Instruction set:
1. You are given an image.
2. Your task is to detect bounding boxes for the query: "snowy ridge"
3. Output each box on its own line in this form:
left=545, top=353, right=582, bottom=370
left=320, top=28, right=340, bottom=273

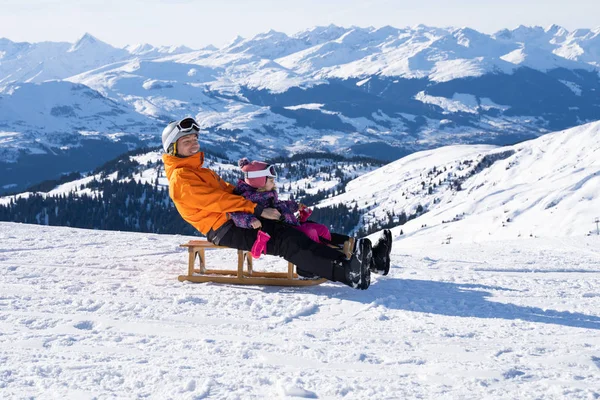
left=2, top=24, right=600, bottom=88
left=318, top=121, right=600, bottom=242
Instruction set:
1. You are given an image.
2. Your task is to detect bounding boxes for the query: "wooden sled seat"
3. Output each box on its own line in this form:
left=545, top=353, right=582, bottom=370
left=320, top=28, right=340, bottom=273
left=179, top=240, right=329, bottom=286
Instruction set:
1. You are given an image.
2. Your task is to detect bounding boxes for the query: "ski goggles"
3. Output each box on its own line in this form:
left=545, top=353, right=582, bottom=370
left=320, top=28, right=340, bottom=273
left=176, top=117, right=200, bottom=131
left=245, top=165, right=277, bottom=179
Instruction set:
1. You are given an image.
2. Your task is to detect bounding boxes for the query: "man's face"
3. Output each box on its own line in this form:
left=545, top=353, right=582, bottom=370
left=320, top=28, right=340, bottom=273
left=176, top=133, right=200, bottom=157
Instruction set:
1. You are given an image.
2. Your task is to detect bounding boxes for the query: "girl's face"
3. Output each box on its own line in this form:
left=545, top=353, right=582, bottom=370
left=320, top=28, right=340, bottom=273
left=264, top=177, right=275, bottom=191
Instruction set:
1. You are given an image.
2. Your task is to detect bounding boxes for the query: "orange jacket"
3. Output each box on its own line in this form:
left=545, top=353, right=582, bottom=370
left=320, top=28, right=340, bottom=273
left=163, top=152, right=261, bottom=235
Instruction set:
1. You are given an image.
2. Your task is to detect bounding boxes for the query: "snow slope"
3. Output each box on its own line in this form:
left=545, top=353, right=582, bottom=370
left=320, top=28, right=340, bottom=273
left=0, top=222, right=598, bottom=399
left=320, top=120, right=600, bottom=242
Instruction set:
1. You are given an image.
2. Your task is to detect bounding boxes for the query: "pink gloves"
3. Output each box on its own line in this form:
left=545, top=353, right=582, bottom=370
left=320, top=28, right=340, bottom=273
left=298, top=204, right=312, bottom=223
left=251, top=230, right=271, bottom=258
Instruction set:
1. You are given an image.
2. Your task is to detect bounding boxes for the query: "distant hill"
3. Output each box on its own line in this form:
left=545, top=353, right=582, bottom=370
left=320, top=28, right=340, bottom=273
left=318, top=120, right=600, bottom=242
left=0, top=149, right=384, bottom=236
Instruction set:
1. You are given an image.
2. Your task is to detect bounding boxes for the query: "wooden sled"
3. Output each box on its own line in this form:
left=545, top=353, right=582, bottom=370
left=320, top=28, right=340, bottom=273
left=178, top=238, right=354, bottom=287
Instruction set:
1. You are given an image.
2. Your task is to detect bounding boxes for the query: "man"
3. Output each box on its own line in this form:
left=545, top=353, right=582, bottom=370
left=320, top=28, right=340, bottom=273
left=161, top=117, right=392, bottom=290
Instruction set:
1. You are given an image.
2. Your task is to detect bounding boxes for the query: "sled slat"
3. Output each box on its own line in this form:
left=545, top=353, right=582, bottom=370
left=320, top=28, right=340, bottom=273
left=177, top=274, right=326, bottom=286
left=179, top=240, right=328, bottom=286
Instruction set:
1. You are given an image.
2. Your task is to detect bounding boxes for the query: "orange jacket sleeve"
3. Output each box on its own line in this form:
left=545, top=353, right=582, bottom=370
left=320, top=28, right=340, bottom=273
left=172, top=169, right=261, bottom=215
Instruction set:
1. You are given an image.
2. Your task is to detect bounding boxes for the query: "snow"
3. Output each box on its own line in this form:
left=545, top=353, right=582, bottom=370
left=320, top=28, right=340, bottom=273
left=499, top=45, right=591, bottom=71
left=131, top=150, right=164, bottom=166
left=560, top=80, right=583, bottom=96
left=428, top=59, right=477, bottom=82
left=0, top=221, right=598, bottom=398
left=415, top=91, right=480, bottom=114
left=283, top=103, right=324, bottom=111
left=480, top=97, right=510, bottom=111
left=501, top=48, right=528, bottom=64
left=317, top=120, right=600, bottom=242
left=1, top=115, right=600, bottom=397
left=415, top=92, right=511, bottom=114
left=0, top=131, right=20, bottom=144
left=356, top=77, right=370, bottom=86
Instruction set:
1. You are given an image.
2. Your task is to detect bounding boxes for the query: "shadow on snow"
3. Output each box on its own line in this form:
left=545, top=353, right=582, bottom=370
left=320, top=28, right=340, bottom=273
left=270, top=278, right=600, bottom=330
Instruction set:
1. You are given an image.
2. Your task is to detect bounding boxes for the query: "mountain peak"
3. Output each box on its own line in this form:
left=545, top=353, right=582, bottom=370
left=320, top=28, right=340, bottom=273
left=125, top=43, right=155, bottom=54
left=413, top=23, right=433, bottom=31
left=293, top=24, right=350, bottom=45
left=545, top=24, right=566, bottom=35
left=224, top=35, right=245, bottom=48
left=251, top=29, right=290, bottom=41
left=512, top=25, right=545, bottom=35
left=201, top=44, right=218, bottom=51
left=76, top=32, right=99, bottom=45
left=68, top=33, right=112, bottom=53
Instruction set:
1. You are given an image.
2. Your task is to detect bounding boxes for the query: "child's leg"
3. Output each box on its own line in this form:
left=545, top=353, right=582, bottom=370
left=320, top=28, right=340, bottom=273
left=302, top=222, right=332, bottom=241
left=294, top=224, right=320, bottom=242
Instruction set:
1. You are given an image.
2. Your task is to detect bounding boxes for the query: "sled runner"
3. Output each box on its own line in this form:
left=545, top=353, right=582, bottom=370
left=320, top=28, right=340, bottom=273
left=178, top=238, right=355, bottom=286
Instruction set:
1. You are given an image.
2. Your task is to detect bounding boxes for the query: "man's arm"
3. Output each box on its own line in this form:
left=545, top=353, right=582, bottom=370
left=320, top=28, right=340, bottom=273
left=173, top=170, right=263, bottom=216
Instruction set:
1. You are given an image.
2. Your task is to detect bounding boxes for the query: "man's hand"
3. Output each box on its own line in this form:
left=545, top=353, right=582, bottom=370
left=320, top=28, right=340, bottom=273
left=250, top=219, right=262, bottom=229
left=261, top=208, right=281, bottom=220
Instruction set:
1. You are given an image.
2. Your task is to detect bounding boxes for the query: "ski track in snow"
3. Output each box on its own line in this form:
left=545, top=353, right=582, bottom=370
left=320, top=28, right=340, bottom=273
left=0, top=222, right=599, bottom=399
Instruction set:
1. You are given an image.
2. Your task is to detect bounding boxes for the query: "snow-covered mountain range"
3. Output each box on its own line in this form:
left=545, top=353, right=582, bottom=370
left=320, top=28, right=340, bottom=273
left=2, top=25, right=600, bottom=193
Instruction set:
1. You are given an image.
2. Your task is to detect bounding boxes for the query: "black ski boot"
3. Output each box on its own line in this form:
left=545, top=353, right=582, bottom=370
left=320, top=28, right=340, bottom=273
left=334, top=238, right=372, bottom=290
left=371, top=229, right=392, bottom=275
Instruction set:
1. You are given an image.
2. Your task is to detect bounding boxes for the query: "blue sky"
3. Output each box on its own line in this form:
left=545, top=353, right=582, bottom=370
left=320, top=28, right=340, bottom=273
left=1, top=0, right=599, bottom=49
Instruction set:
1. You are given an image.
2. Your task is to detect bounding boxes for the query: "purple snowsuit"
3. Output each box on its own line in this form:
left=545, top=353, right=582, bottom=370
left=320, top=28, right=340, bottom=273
left=229, top=180, right=331, bottom=243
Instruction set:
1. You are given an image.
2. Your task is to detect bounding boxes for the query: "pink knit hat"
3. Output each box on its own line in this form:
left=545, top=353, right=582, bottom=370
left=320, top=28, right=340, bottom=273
left=239, top=158, right=277, bottom=188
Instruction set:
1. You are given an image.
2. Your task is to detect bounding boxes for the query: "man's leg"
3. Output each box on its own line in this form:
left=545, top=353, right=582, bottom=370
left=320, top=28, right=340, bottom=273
left=262, top=220, right=345, bottom=280
left=216, top=220, right=343, bottom=280
left=329, top=232, right=350, bottom=247
left=216, top=220, right=372, bottom=288
left=260, top=220, right=373, bottom=289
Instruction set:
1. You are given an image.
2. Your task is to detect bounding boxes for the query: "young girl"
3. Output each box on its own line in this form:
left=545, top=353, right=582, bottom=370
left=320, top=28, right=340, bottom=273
left=230, top=158, right=331, bottom=256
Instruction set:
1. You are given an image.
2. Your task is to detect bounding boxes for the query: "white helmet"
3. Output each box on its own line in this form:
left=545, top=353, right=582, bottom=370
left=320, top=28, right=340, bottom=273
left=161, top=117, right=200, bottom=153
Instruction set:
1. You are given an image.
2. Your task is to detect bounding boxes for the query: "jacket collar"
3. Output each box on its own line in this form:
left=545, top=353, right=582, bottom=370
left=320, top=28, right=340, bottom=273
left=162, top=151, right=205, bottom=180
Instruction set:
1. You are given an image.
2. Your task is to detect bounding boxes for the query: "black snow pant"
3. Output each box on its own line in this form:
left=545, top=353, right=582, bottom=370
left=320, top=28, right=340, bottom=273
left=207, top=219, right=350, bottom=282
